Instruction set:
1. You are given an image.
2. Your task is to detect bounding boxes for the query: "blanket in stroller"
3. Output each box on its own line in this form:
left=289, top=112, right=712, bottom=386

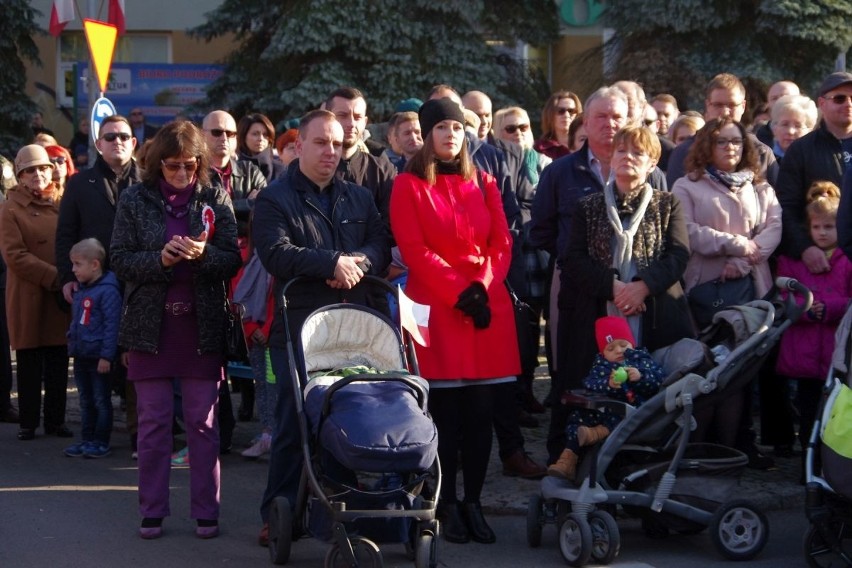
left=304, top=366, right=438, bottom=473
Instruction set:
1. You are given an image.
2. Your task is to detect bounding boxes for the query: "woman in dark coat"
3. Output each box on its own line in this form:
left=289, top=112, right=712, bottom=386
left=237, top=113, right=285, bottom=183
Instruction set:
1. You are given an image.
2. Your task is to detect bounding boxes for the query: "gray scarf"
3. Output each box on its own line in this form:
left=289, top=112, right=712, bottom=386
left=604, top=181, right=652, bottom=317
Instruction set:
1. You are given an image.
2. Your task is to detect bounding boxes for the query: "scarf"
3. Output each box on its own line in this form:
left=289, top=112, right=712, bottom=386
left=604, top=180, right=653, bottom=282
left=159, top=177, right=196, bottom=218
left=436, top=158, right=462, bottom=175
left=706, top=166, right=753, bottom=192
left=522, top=148, right=540, bottom=186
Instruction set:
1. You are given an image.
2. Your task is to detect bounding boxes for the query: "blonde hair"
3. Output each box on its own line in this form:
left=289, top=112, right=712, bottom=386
left=70, top=237, right=106, bottom=264
left=805, top=181, right=840, bottom=221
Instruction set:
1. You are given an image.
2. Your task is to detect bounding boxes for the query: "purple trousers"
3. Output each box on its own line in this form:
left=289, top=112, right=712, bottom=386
left=135, top=376, right=221, bottom=520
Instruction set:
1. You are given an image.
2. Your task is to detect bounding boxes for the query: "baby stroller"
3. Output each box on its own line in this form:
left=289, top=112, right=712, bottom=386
left=527, top=277, right=813, bottom=566
left=268, top=277, right=441, bottom=568
left=803, top=300, right=852, bottom=567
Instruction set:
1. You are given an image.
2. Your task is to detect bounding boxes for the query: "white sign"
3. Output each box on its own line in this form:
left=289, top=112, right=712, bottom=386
left=90, top=96, right=116, bottom=144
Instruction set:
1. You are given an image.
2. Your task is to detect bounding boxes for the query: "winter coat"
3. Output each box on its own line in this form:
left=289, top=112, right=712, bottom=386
left=110, top=181, right=242, bottom=353
left=335, top=149, right=396, bottom=233
left=209, top=157, right=267, bottom=237
left=560, top=188, right=693, bottom=391
left=672, top=174, right=782, bottom=299
left=239, top=148, right=285, bottom=184
left=67, top=270, right=122, bottom=360
left=251, top=166, right=392, bottom=348
left=583, top=348, right=665, bottom=407
left=533, top=137, right=571, bottom=161
left=0, top=187, right=69, bottom=349
left=776, top=250, right=852, bottom=380
left=390, top=170, right=520, bottom=380
left=55, top=155, right=142, bottom=283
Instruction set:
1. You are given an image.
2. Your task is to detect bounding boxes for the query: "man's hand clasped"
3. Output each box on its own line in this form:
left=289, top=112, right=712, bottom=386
left=328, top=254, right=366, bottom=289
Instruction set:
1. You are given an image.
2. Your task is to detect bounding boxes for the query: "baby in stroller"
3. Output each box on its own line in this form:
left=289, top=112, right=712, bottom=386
left=548, top=316, right=665, bottom=481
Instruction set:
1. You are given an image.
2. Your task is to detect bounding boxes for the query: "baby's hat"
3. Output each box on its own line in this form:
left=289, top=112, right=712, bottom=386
left=595, top=316, right=635, bottom=353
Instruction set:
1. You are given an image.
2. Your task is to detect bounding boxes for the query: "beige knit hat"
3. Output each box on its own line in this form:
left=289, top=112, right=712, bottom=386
left=14, top=144, right=54, bottom=176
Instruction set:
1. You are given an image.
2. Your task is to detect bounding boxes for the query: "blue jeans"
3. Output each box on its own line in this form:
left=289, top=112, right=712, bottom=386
left=74, top=358, right=113, bottom=445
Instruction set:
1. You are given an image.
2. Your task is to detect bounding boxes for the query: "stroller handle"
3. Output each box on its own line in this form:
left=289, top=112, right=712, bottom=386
left=279, top=274, right=396, bottom=309
left=319, top=373, right=429, bottom=417
left=775, top=277, right=813, bottom=322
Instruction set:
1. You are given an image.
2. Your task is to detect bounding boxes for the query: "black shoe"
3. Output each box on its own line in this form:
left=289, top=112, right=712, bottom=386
left=439, top=502, right=470, bottom=544
left=461, top=501, right=496, bottom=544
left=45, top=424, right=74, bottom=438
left=17, top=428, right=35, bottom=441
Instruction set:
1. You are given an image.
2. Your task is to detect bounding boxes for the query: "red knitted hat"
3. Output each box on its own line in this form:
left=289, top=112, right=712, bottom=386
left=595, top=316, right=635, bottom=353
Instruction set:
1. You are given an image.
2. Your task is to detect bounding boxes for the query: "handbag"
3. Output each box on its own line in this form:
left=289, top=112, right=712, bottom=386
left=225, top=297, right=250, bottom=363
left=687, top=276, right=755, bottom=329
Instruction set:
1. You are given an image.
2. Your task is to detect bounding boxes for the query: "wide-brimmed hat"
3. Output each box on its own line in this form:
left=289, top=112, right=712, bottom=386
left=14, top=144, right=54, bottom=176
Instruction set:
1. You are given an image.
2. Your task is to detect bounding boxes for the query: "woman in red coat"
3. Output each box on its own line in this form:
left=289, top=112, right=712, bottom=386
left=390, top=98, right=520, bottom=545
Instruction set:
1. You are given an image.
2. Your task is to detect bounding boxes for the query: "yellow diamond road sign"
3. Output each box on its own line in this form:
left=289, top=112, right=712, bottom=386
left=83, top=19, right=118, bottom=94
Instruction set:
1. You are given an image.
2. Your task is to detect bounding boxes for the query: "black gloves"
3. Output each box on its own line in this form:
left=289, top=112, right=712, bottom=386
left=455, top=283, right=491, bottom=329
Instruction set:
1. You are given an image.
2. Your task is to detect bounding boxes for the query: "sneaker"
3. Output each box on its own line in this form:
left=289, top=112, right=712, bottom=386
left=84, top=443, right=112, bottom=459
left=64, top=441, right=89, bottom=457
left=171, top=446, right=189, bottom=466
left=241, top=434, right=271, bottom=458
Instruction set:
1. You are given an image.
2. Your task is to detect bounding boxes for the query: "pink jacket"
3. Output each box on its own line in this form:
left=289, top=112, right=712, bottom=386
left=672, top=174, right=782, bottom=298
left=776, top=250, right=852, bottom=380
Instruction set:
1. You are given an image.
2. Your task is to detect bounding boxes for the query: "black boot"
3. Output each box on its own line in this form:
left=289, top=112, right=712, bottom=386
left=461, top=501, right=496, bottom=544
left=439, top=502, right=470, bottom=544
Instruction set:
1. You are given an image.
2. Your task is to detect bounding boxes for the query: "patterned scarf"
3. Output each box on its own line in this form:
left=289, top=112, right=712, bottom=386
left=706, top=166, right=753, bottom=192
left=604, top=181, right=653, bottom=280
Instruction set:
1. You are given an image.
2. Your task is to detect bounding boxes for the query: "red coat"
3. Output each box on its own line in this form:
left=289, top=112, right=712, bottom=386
left=390, top=170, right=520, bottom=380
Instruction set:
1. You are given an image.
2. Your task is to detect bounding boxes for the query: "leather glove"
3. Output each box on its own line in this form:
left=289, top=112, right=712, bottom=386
left=454, top=282, right=488, bottom=316
left=471, top=304, right=491, bottom=329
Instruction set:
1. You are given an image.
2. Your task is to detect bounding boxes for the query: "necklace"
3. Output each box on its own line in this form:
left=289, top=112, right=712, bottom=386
left=164, top=202, right=190, bottom=218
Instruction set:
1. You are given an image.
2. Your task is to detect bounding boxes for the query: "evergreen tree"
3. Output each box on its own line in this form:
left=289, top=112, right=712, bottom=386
left=190, top=0, right=558, bottom=124
left=0, top=1, right=41, bottom=157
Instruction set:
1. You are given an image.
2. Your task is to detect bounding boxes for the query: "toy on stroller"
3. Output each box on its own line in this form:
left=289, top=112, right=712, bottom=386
left=803, top=300, right=852, bottom=567
left=268, top=277, right=441, bottom=568
left=527, top=277, right=813, bottom=566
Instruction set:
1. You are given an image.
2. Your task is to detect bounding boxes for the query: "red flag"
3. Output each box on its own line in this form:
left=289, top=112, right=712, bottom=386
left=108, top=0, right=126, bottom=35
left=49, top=0, right=75, bottom=37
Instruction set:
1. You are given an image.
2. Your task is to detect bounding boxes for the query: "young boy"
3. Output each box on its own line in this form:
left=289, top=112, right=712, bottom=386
left=63, top=238, right=122, bottom=458
left=547, top=316, right=665, bottom=480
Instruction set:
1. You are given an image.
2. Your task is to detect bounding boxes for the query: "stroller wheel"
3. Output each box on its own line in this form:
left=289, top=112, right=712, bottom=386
left=414, top=532, right=438, bottom=568
left=589, top=510, right=620, bottom=565
left=269, top=497, right=292, bottom=565
left=526, top=493, right=544, bottom=548
left=804, top=521, right=852, bottom=567
left=559, top=513, right=593, bottom=567
left=325, top=537, right=383, bottom=568
left=710, top=500, right=769, bottom=561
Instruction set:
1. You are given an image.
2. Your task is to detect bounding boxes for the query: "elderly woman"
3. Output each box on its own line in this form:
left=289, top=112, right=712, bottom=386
left=237, top=113, right=285, bottom=183
left=770, top=95, right=818, bottom=159
left=391, top=98, right=519, bottom=545
left=44, top=145, right=76, bottom=199
left=558, top=125, right=693, bottom=460
left=110, top=120, right=241, bottom=539
left=534, top=90, right=582, bottom=159
left=0, top=145, right=71, bottom=441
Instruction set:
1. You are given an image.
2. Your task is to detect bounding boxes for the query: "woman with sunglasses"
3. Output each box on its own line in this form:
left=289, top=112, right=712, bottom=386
left=236, top=113, right=285, bottom=183
left=534, top=90, right=583, bottom=159
left=44, top=145, right=76, bottom=199
left=110, top=120, right=241, bottom=540
left=0, top=145, right=71, bottom=441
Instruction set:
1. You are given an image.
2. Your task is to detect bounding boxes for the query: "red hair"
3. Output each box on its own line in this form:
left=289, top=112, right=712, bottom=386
left=44, top=144, right=76, bottom=178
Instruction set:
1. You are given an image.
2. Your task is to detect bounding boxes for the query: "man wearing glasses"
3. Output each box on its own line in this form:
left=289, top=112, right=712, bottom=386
left=777, top=71, right=852, bottom=274
left=666, top=73, right=778, bottom=187
left=56, top=114, right=141, bottom=454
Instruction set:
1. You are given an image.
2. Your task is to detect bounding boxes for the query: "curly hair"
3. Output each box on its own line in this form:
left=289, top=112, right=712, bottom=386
left=684, top=118, right=760, bottom=181
left=806, top=180, right=840, bottom=221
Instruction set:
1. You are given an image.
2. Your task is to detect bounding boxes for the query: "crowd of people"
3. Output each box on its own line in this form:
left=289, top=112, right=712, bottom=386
left=1, top=68, right=851, bottom=549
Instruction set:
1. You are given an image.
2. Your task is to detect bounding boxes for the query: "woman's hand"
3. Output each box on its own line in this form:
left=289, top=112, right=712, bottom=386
left=720, top=262, right=742, bottom=281
left=163, top=231, right=208, bottom=265
left=744, top=240, right=762, bottom=265
left=613, top=279, right=649, bottom=316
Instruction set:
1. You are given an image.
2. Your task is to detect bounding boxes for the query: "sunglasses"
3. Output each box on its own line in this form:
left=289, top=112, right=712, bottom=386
left=504, top=123, right=530, bottom=134
left=824, top=94, right=852, bottom=105
left=20, top=164, right=52, bottom=176
left=101, top=132, right=132, bottom=142
left=208, top=128, right=237, bottom=138
left=556, top=107, right=578, bottom=116
left=161, top=160, right=199, bottom=173
left=50, top=156, right=66, bottom=165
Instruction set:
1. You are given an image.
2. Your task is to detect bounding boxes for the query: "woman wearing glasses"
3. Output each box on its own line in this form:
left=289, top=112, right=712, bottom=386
left=44, top=145, right=76, bottom=199
left=534, top=90, right=582, bottom=159
left=110, top=120, right=241, bottom=540
left=0, top=145, right=71, bottom=441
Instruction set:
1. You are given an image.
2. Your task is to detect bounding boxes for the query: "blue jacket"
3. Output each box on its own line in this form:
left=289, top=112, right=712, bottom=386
left=67, top=271, right=122, bottom=360
left=582, top=348, right=665, bottom=407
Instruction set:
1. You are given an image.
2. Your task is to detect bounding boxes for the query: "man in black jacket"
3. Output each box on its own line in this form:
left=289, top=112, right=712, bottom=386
left=253, top=110, right=391, bottom=545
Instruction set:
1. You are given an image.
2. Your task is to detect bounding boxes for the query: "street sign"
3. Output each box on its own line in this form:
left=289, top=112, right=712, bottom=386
left=83, top=19, right=118, bottom=93
left=90, top=96, right=116, bottom=144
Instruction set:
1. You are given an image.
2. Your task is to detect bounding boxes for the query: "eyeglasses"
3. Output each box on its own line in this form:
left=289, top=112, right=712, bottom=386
left=19, top=164, right=52, bottom=176
left=49, top=156, right=66, bottom=165
left=556, top=107, right=578, bottom=116
left=101, top=132, right=132, bottom=142
left=161, top=160, right=199, bottom=173
left=824, top=94, right=852, bottom=105
left=708, top=101, right=744, bottom=111
left=504, top=123, right=530, bottom=134
left=715, top=137, right=744, bottom=148
left=208, top=128, right=237, bottom=139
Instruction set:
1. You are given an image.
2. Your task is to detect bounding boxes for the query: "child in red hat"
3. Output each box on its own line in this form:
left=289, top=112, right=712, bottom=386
left=547, top=316, right=665, bottom=480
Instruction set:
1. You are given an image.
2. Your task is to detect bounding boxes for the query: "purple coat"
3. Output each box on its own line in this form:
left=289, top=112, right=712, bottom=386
left=776, top=249, right=852, bottom=380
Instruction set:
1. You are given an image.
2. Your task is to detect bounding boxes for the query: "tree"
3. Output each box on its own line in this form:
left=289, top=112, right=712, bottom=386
left=190, top=0, right=558, bottom=125
left=0, top=1, right=42, bottom=157
left=596, top=0, right=852, bottom=111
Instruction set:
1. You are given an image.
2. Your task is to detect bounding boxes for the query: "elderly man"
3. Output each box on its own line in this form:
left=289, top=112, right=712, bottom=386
left=385, top=111, right=423, bottom=171
left=462, top=90, right=494, bottom=141
left=755, top=81, right=800, bottom=147
left=253, top=109, right=391, bottom=547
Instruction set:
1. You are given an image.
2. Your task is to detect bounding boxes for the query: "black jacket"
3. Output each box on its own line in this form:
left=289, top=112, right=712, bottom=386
left=239, top=148, right=286, bottom=184
left=776, top=122, right=846, bottom=257
left=252, top=166, right=392, bottom=347
left=56, top=155, right=142, bottom=284
left=335, top=149, right=396, bottom=231
left=110, top=182, right=241, bottom=353
left=209, top=157, right=267, bottom=237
